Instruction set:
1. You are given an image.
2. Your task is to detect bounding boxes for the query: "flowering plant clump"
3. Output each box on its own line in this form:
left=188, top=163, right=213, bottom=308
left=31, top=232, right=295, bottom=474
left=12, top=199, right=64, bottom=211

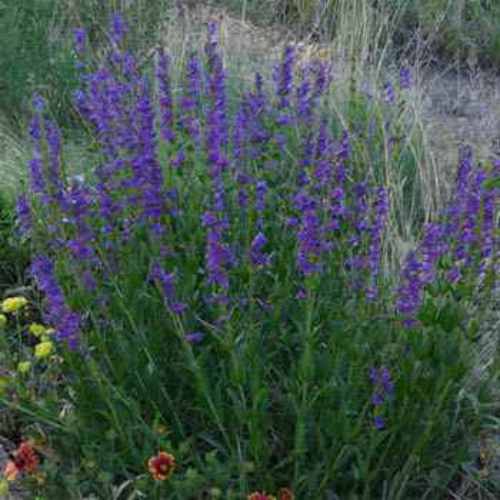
left=4, top=10, right=498, bottom=500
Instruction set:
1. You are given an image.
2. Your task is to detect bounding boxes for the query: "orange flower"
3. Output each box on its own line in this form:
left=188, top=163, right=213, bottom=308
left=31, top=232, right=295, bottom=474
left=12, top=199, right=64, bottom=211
left=147, top=451, right=176, bottom=481
left=278, top=488, right=295, bottom=500
left=14, top=441, right=39, bottom=473
left=247, top=492, right=276, bottom=500
left=3, top=461, right=19, bottom=481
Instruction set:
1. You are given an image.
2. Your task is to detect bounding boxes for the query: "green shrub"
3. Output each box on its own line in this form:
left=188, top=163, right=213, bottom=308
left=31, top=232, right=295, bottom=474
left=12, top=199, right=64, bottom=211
left=0, top=15, right=498, bottom=499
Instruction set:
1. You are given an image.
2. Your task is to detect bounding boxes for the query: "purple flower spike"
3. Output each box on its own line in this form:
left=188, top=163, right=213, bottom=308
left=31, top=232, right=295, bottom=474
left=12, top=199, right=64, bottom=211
left=249, top=232, right=271, bottom=267
left=73, top=28, right=86, bottom=54
left=16, top=194, right=32, bottom=236
left=399, top=67, right=412, bottom=90
left=274, top=45, right=295, bottom=110
left=295, top=193, right=324, bottom=276
left=374, top=416, right=385, bottom=430
left=31, top=256, right=81, bottom=349
left=370, top=366, right=394, bottom=430
left=32, top=94, right=45, bottom=112
left=150, top=262, right=186, bottom=315
left=110, top=12, right=127, bottom=44
left=384, top=81, right=395, bottom=104
left=203, top=211, right=233, bottom=293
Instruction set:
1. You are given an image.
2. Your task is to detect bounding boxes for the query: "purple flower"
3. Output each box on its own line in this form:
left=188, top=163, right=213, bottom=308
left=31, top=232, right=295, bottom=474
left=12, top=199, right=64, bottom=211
left=384, top=81, right=395, bottom=104
left=274, top=45, right=295, bottom=110
left=480, top=176, right=496, bottom=263
left=179, top=54, right=202, bottom=142
left=205, top=19, right=221, bottom=70
left=28, top=108, right=47, bottom=200
left=73, top=28, right=86, bottom=54
left=312, top=59, right=331, bottom=97
left=73, top=28, right=87, bottom=55
left=31, top=256, right=81, bottom=349
left=399, top=67, right=412, bottom=90
left=150, top=262, right=186, bottom=315
left=249, top=232, right=270, bottom=267
left=171, top=149, right=186, bottom=168
left=185, top=332, right=205, bottom=344
left=296, top=69, right=313, bottom=122
left=295, top=193, right=324, bottom=276
left=45, top=120, right=64, bottom=203
left=110, top=12, right=127, bottom=44
left=446, top=266, right=461, bottom=284
left=420, top=223, right=447, bottom=283
left=203, top=212, right=233, bottom=292
left=327, top=187, right=345, bottom=232
left=373, top=415, right=385, bottom=430
left=396, top=251, right=423, bottom=322
left=370, top=367, right=394, bottom=429
left=132, top=78, right=167, bottom=226
left=456, top=169, right=484, bottom=260
left=316, top=121, right=331, bottom=159
left=32, top=94, right=45, bottom=113
left=255, top=180, right=267, bottom=216
left=16, top=194, right=32, bottom=236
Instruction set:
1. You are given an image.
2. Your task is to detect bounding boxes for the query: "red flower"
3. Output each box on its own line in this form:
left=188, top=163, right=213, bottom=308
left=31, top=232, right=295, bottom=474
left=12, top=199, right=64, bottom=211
left=147, top=451, right=176, bottom=481
left=247, top=492, right=276, bottom=500
left=2, top=441, right=39, bottom=481
left=14, top=441, right=39, bottom=473
left=278, top=487, right=295, bottom=500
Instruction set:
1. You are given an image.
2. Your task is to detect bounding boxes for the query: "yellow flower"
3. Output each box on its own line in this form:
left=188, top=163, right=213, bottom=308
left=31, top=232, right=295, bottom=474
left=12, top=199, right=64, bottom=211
left=29, top=323, right=47, bottom=337
left=1, top=296, right=28, bottom=313
left=0, top=314, right=6, bottom=328
left=17, top=361, right=32, bottom=374
left=0, top=479, right=9, bottom=495
left=35, top=341, right=54, bottom=359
